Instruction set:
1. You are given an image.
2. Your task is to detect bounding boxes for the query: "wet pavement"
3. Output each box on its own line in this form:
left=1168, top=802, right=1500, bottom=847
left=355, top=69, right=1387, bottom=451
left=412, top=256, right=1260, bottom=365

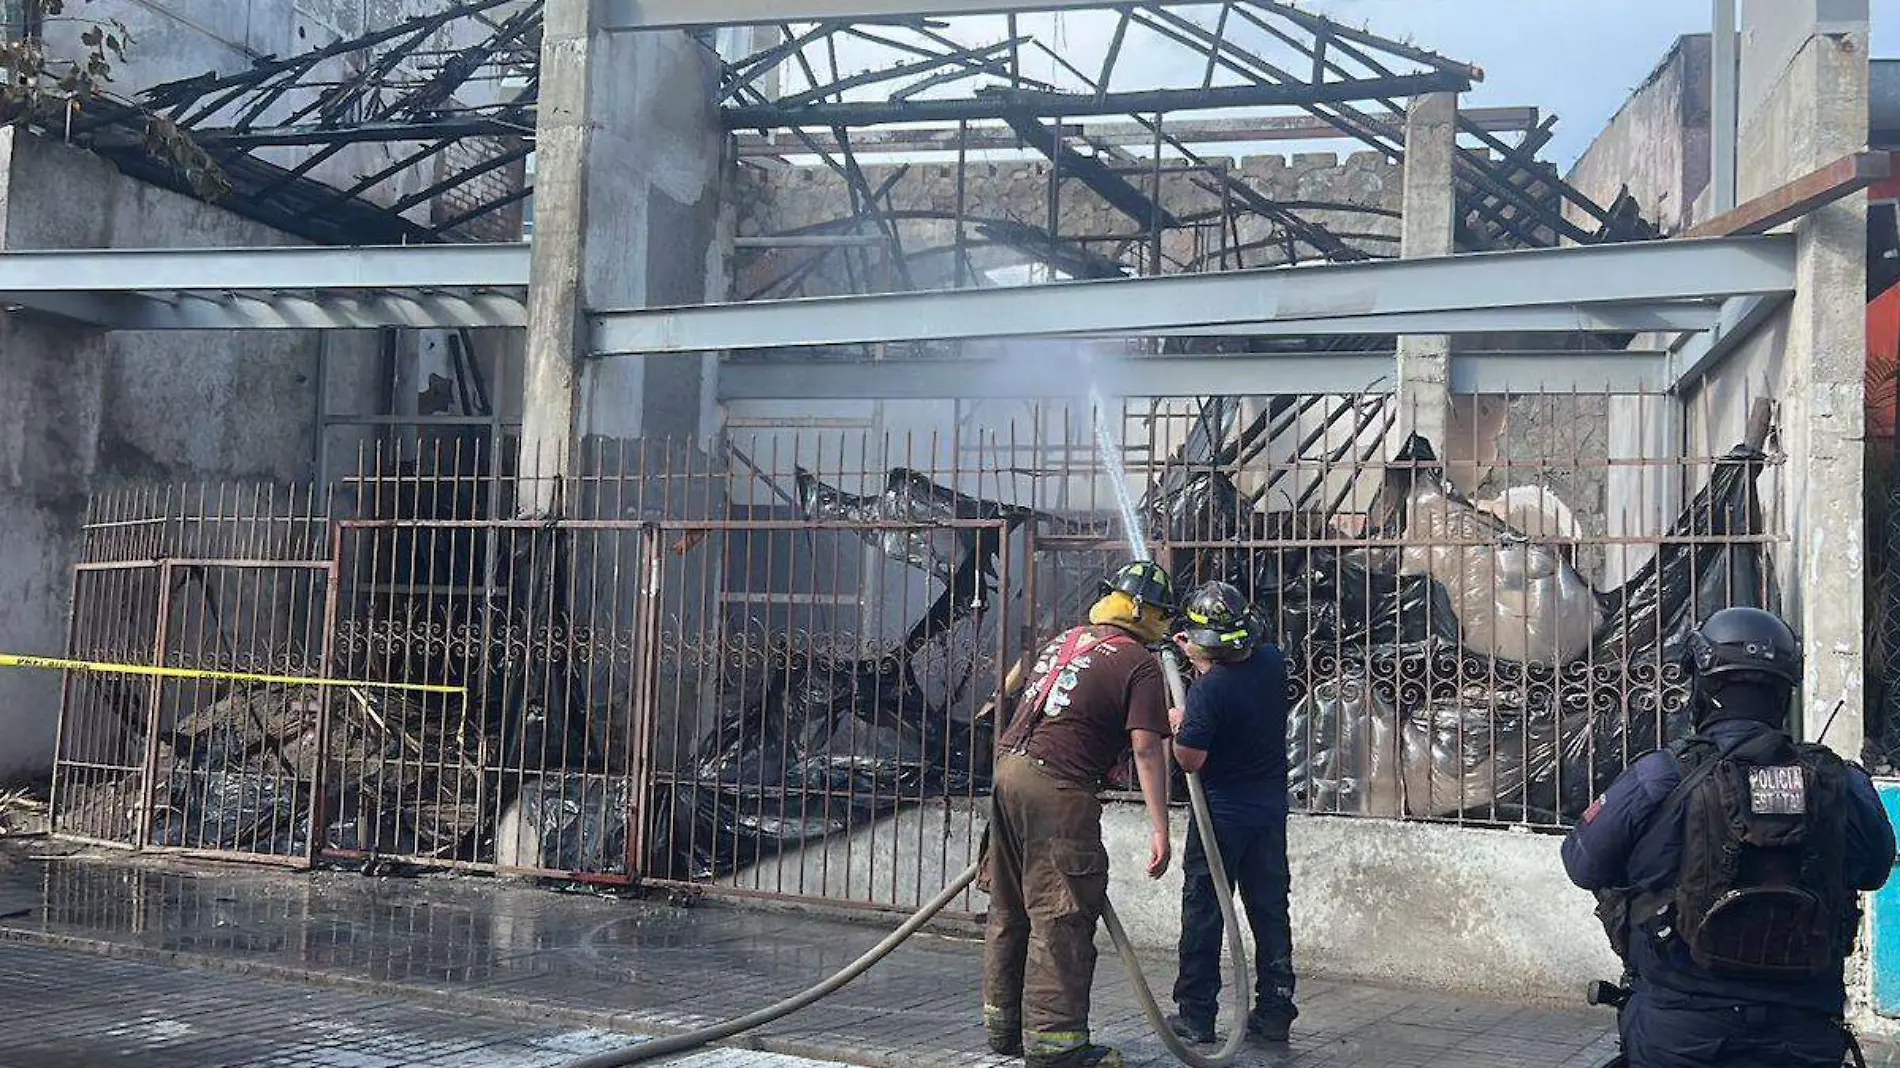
left=0, top=938, right=855, bottom=1068
left=0, top=839, right=1630, bottom=1068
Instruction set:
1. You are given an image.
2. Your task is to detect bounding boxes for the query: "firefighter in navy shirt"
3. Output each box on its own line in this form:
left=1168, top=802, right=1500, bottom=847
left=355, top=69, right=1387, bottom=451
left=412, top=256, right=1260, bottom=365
left=1562, top=607, right=1894, bottom=1068
left=1162, top=581, right=1297, bottom=1046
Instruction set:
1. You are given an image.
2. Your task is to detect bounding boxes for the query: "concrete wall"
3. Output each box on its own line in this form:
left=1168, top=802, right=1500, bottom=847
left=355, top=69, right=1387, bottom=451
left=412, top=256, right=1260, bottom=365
left=1726, top=0, right=1869, bottom=758
left=532, top=27, right=725, bottom=449
left=729, top=801, right=1618, bottom=1004
left=731, top=151, right=1403, bottom=294
left=41, top=1, right=457, bottom=92
left=1108, top=806, right=1619, bottom=1004
left=0, top=129, right=381, bottom=780
left=1565, top=35, right=1713, bottom=236
left=555, top=27, right=726, bottom=771
left=1672, top=0, right=1881, bottom=1019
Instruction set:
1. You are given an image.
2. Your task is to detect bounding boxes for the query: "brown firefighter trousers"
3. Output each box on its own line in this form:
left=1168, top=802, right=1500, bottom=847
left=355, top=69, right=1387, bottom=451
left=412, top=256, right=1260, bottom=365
left=981, top=752, right=1112, bottom=1059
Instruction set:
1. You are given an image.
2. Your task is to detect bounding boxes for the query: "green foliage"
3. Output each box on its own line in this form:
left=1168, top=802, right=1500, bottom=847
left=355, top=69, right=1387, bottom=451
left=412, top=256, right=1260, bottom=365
left=3, top=0, right=229, bottom=198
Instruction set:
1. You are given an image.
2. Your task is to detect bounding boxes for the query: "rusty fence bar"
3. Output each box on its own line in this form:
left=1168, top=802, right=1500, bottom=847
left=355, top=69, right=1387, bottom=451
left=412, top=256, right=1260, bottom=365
left=47, top=387, right=1787, bottom=910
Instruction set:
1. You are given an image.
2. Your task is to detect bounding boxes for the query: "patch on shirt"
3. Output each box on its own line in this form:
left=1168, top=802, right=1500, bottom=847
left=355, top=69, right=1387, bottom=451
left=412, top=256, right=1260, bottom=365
left=1582, top=795, right=1605, bottom=824
left=1747, top=765, right=1807, bottom=815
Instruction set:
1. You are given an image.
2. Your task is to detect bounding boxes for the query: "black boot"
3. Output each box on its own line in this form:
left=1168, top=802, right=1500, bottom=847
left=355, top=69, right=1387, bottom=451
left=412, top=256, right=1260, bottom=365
left=1024, top=1044, right=1123, bottom=1068
left=986, top=1021, right=1024, bottom=1056
left=983, top=1007, right=1023, bottom=1056
left=1165, top=1012, right=1215, bottom=1044
left=1245, top=1010, right=1291, bottom=1044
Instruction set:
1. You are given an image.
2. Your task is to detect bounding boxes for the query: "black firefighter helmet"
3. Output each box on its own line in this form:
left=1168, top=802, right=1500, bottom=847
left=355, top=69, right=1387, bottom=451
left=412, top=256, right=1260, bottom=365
left=1177, top=581, right=1259, bottom=653
left=1100, top=560, right=1176, bottom=614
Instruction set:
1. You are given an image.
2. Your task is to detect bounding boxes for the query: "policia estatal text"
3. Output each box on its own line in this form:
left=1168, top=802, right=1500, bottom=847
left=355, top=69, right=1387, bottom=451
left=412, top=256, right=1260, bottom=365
left=1563, top=607, right=1896, bottom=1067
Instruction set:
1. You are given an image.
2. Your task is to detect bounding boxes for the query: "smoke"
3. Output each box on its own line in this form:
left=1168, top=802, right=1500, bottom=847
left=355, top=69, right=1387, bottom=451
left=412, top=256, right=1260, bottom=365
left=945, top=336, right=1141, bottom=402
left=938, top=337, right=1155, bottom=530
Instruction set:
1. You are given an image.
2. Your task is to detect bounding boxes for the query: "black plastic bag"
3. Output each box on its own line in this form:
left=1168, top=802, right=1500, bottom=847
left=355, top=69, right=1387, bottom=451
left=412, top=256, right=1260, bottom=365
left=506, top=775, right=634, bottom=875
left=1593, top=445, right=1776, bottom=663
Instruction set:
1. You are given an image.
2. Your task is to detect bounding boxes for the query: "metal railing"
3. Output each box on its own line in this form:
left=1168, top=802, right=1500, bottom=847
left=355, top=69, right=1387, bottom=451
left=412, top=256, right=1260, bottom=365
left=48, top=391, right=1785, bottom=909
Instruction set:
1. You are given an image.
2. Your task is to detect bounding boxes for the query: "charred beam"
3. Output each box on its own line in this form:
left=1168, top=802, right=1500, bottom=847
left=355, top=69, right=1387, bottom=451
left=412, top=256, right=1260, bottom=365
left=723, top=72, right=1473, bottom=129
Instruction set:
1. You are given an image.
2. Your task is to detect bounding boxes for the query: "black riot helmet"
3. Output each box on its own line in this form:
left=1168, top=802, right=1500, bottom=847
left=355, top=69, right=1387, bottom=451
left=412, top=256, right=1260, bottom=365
left=1100, top=560, right=1176, bottom=614
left=1686, top=607, right=1801, bottom=724
left=1177, top=581, right=1259, bottom=658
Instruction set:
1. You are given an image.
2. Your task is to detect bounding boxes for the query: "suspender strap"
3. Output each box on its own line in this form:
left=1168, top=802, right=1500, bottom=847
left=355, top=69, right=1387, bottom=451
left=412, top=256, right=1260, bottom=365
left=1012, top=627, right=1135, bottom=751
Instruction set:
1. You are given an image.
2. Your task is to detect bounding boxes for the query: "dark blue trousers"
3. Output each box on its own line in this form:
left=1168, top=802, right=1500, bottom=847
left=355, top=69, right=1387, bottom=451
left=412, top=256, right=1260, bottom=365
left=1171, top=812, right=1296, bottom=1028
left=1620, top=990, right=1849, bottom=1068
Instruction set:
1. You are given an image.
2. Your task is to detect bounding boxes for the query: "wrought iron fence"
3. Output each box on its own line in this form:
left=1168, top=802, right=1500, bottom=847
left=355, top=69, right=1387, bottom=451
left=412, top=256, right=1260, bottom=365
left=48, top=390, right=1785, bottom=909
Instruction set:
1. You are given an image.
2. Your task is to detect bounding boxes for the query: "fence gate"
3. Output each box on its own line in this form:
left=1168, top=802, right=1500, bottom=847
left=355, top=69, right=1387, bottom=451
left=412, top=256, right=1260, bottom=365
left=52, top=562, right=164, bottom=848
left=637, top=518, right=1008, bottom=916
left=51, top=485, right=334, bottom=863
left=144, top=559, right=332, bottom=864
left=327, top=518, right=659, bottom=882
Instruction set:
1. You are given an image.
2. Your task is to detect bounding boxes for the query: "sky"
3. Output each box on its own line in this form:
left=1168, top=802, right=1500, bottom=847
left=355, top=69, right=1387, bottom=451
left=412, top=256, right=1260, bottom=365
left=802, top=1, right=1900, bottom=171
left=1284, top=0, right=1900, bottom=168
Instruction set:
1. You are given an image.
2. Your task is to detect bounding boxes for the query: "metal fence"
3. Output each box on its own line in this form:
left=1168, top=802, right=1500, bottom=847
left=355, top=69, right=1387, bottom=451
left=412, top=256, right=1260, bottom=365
left=48, top=391, right=1784, bottom=909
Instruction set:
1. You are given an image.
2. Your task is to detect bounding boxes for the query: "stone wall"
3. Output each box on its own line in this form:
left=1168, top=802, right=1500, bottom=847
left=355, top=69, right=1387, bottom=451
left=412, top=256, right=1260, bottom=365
left=732, top=150, right=1404, bottom=294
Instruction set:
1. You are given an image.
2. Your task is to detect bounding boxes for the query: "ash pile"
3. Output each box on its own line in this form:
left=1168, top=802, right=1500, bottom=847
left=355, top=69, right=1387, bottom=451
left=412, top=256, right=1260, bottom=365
left=145, top=685, right=483, bottom=858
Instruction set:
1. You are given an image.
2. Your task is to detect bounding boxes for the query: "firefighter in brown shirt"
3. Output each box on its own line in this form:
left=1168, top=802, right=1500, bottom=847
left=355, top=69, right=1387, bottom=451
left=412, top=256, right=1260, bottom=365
left=980, top=561, right=1177, bottom=1068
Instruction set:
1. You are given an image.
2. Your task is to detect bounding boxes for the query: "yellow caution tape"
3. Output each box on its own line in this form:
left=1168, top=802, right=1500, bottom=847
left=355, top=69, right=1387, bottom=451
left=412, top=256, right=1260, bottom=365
left=0, top=652, right=464, bottom=696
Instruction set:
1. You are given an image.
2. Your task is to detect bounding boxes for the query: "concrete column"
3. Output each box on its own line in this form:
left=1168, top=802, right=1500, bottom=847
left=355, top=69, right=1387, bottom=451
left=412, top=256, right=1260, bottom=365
left=1737, top=0, right=1869, bottom=753
left=520, top=5, right=725, bottom=517
left=1712, top=0, right=1739, bottom=214
left=519, top=0, right=597, bottom=517
left=1397, top=92, right=1456, bottom=455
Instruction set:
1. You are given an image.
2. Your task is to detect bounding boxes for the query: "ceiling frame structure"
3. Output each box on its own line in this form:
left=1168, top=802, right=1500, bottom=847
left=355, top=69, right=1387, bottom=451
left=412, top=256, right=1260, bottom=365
left=65, top=0, right=541, bottom=247
left=716, top=351, right=1680, bottom=399
left=699, top=0, right=1655, bottom=345
left=733, top=107, right=1545, bottom=157
left=0, top=0, right=1735, bottom=403
left=593, top=235, right=1793, bottom=353
left=37, top=0, right=1639, bottom=264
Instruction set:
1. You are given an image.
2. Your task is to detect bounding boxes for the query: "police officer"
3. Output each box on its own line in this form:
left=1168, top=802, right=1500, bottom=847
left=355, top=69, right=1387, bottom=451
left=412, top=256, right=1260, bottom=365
left=1163, top=581, right=1298, bottom=1046
left=981, top=561, right=1178, bottom=1068
left=1562, top=607, right=1895, bottom=1068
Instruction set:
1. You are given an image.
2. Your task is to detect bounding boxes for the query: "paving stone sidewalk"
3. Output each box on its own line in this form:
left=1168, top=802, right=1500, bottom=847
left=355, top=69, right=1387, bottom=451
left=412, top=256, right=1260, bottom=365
left=0, top=840, right=1788, bottom=1068
left=0, top=938, right=853, bottom=1068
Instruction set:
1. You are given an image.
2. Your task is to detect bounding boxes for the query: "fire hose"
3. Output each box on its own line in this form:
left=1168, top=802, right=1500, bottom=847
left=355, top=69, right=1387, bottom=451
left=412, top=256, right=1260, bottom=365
left=554, top=651, right=1253, bottom=1068
left=556, top=393, right=1254, bottom=1068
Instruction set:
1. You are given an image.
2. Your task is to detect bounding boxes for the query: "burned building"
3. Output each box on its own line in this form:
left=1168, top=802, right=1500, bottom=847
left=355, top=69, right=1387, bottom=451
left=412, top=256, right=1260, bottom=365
left=0, top=0, right=1880, bottom=1014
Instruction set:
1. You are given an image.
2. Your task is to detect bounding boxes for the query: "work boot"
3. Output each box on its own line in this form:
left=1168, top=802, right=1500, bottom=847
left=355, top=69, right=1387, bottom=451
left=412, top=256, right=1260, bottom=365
left=985, top=1020, right=1024, bottom=1056
left=1024, top=1043, right=1123, bottom=1068
left=1245, top=1011, right=1292, bottom=1044
left=983, top=1006, right=1023, bottom=1056
left=1164, top=1013, right=1215, bottom=1044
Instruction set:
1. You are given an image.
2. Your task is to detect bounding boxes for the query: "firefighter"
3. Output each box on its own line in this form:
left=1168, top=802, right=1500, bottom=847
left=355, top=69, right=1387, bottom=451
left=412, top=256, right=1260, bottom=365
left=1562, top=607, right=1895, bottom=1068
left=981, top=561, right=1178, bottom=1068
left=1163, top=581, right=1297, bottom=1046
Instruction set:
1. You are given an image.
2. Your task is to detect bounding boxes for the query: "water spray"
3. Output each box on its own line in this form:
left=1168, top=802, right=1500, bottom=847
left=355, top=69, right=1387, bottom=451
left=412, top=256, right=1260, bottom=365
left=1087, top=385, right=1256, bottom=1068
left=557, top=382, right=1254, bottom=1068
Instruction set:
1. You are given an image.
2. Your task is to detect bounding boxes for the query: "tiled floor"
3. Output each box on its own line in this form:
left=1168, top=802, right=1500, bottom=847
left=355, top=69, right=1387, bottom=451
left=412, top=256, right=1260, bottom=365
left=69, top=838, right=1900, bottom=1068
left=0, top=840, right=1632, bottom=1067
left=0, top=938, right=853, bottom=1068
